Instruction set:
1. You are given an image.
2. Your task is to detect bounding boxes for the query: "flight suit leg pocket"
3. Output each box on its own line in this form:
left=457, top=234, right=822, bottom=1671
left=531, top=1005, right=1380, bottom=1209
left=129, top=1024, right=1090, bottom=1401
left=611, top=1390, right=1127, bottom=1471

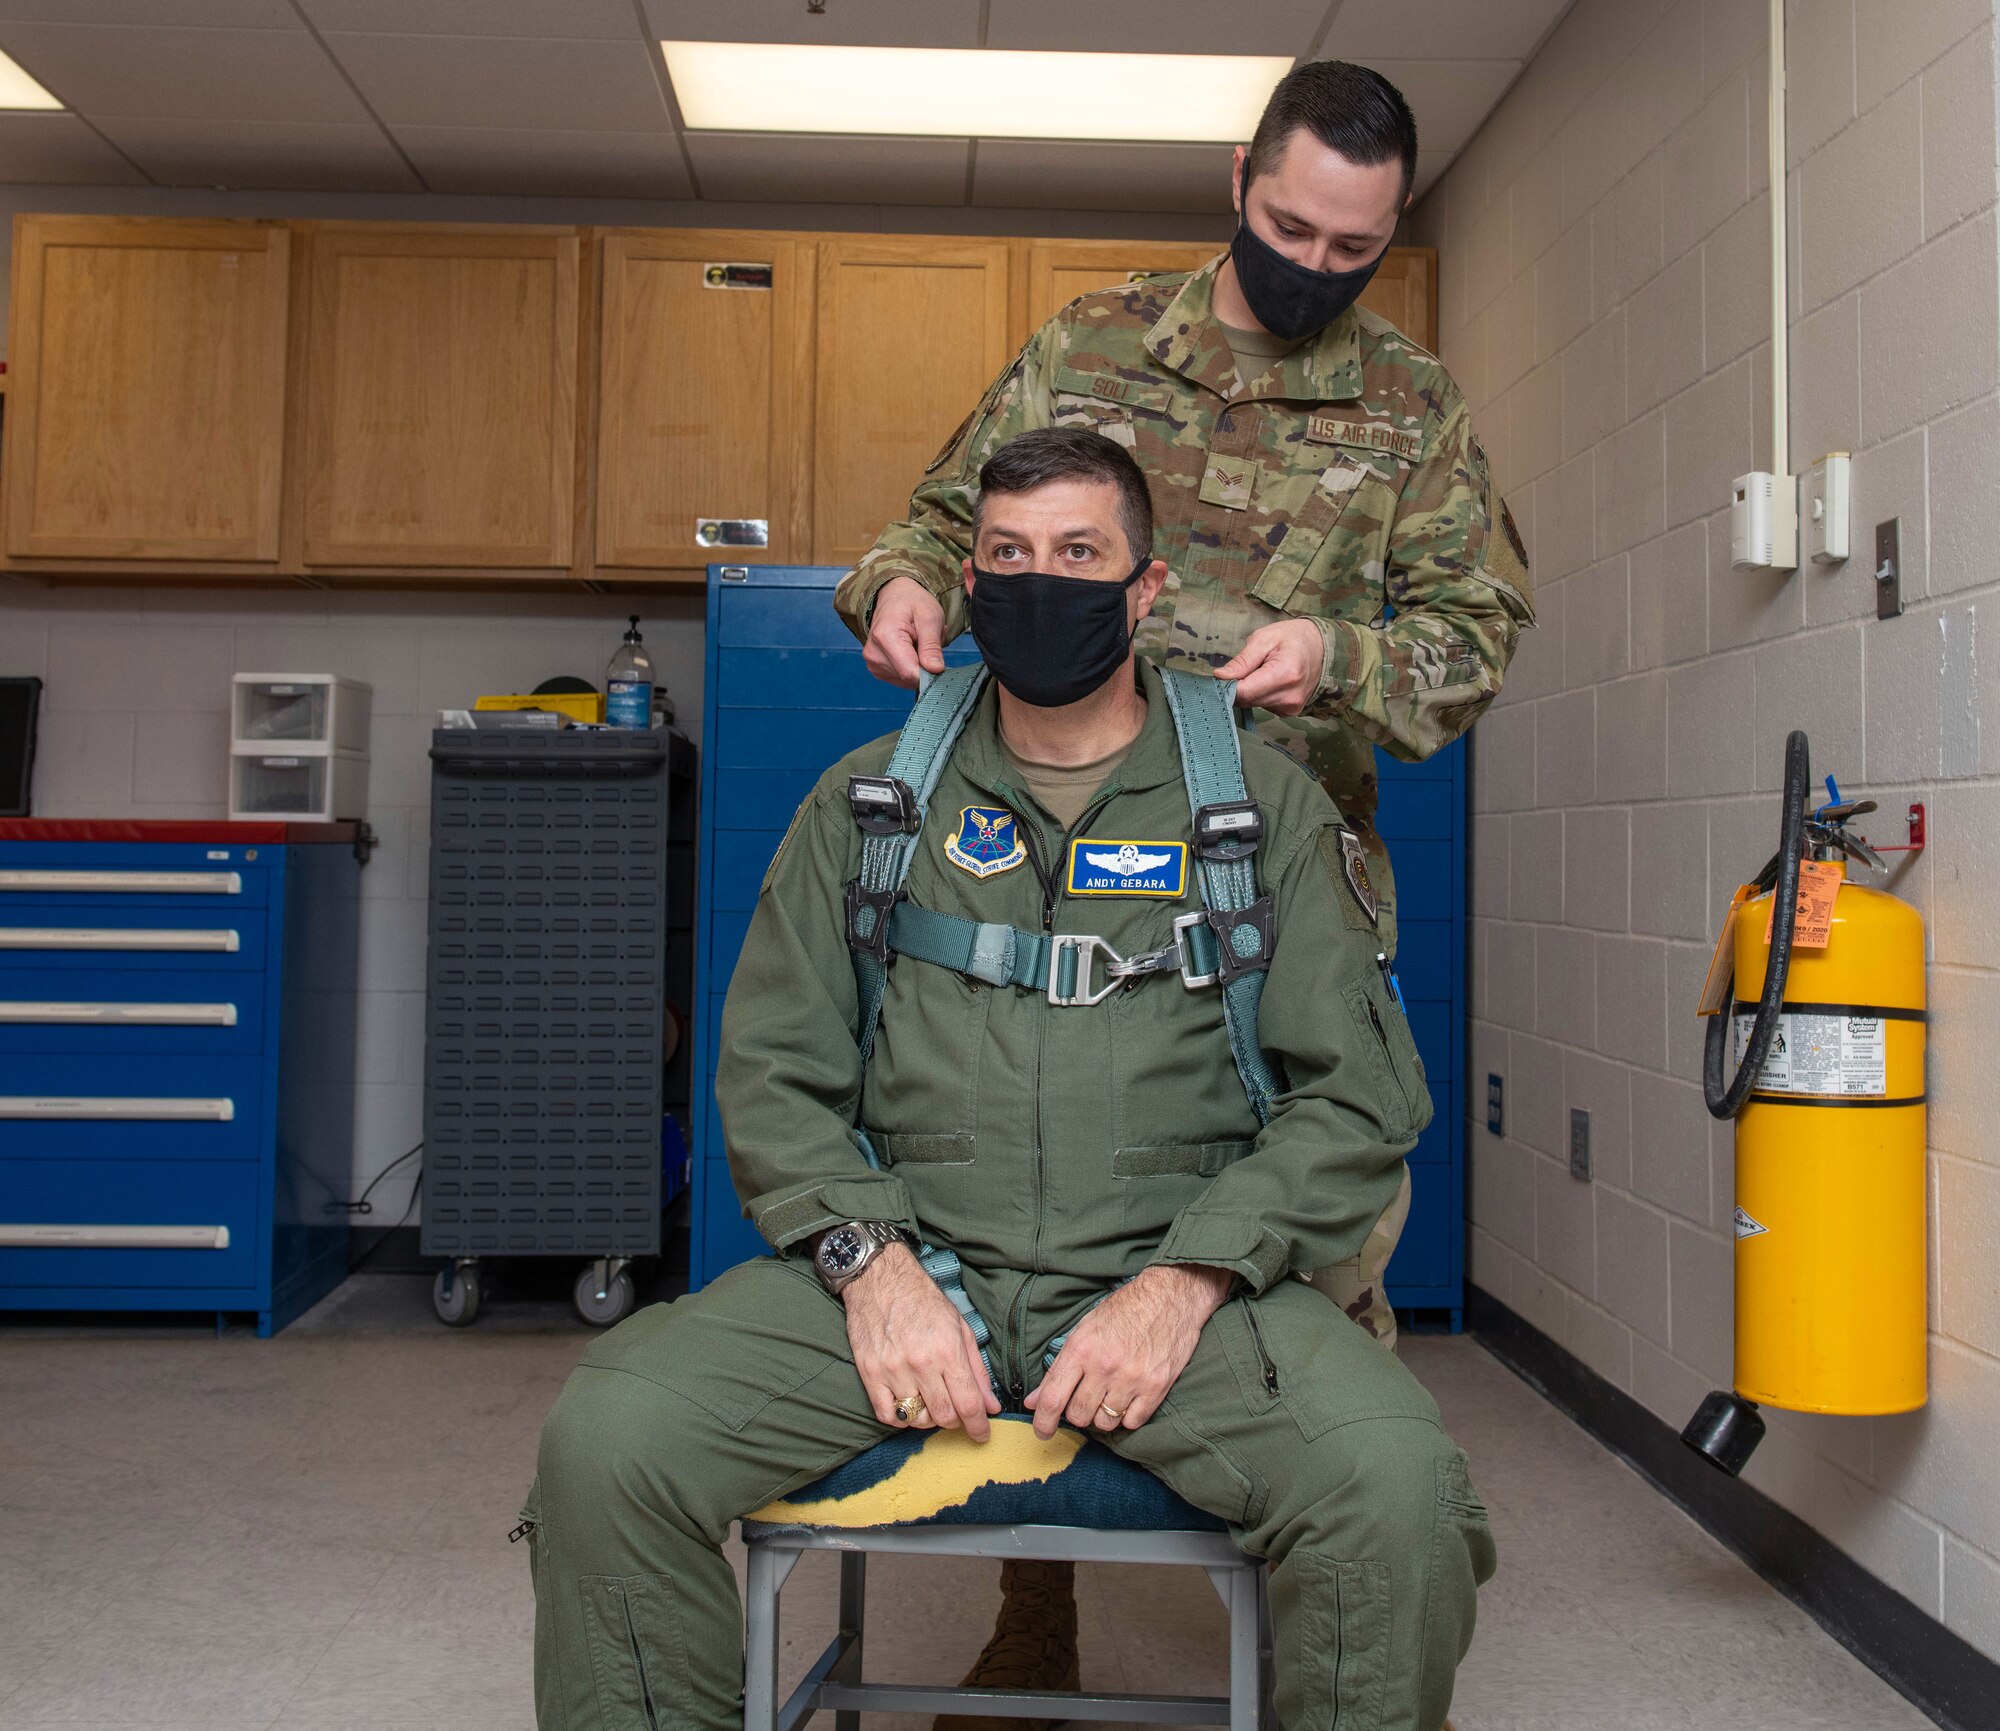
left=1293, top=1551, right=1392, bottom=1731
left=1420, top=1452, right=1497, bottom=1729
left=580, top=1572, right=691, bottom=1730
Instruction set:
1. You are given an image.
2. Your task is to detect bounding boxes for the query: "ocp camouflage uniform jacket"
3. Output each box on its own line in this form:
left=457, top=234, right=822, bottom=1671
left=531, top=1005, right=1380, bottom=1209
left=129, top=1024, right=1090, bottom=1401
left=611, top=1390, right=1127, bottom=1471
left=833, top=254, right=1536, bottom=926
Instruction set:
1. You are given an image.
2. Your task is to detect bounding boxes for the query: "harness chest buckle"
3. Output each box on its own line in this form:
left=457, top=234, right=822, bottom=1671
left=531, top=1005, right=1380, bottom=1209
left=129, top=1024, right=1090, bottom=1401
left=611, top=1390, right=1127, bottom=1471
left=847, top=774, right=919, bottom=836
left=1046, top=933, right=1126, bottom=1007
left=844, top=881, right=903, bottom=963
left=1194, top=799, right=1264, bottom=862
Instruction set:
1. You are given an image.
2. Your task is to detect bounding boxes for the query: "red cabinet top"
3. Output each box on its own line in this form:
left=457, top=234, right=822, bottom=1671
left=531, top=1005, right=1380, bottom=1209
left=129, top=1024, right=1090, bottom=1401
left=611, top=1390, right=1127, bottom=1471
left=0, top=820, right=361, bottom=844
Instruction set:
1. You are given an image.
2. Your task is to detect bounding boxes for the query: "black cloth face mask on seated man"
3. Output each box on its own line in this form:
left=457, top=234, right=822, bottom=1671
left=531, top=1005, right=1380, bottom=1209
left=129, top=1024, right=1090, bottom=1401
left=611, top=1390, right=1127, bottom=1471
left=966, top=557, right=1148, bottom=708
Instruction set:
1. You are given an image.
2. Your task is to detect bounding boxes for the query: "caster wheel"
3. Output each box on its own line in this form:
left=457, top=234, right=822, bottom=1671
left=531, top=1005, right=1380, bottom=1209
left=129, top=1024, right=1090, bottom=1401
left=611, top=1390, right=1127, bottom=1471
left=573, top=1263, right=636, bottom=1328
left=433, top=1263, right=482, bottom=1327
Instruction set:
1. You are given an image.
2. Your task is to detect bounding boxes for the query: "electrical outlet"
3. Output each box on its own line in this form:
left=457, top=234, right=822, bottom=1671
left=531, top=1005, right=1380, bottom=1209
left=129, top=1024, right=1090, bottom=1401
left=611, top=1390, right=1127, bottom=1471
left=1875, top=520, right=1902, bottom=619
left=1569, top=1108, right=1592, bottom=1180
left=1487, top=1074, right=1504, bottom=1137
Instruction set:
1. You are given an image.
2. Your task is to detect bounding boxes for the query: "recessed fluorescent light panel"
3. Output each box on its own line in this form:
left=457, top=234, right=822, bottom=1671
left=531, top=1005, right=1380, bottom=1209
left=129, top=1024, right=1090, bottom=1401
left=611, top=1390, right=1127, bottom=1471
left=0, top=49, right=61, bottom=111
left=663, top=42, right=1291, bottom=142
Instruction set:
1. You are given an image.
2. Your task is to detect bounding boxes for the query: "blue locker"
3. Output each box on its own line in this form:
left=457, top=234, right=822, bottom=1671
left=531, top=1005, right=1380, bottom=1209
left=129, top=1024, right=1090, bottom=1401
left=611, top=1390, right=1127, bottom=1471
left=0, top=822, right=362, bottom=1336
left=693, top=566, right=1466, bottom=1328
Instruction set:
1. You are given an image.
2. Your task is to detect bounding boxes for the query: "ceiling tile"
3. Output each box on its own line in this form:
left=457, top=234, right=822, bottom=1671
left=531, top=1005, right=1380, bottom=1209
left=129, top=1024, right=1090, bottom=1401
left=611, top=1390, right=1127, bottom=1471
left=0, top=2, right=296, bottom=23
left=1323, top=0, right=1571, bottom=60
left=0, top=111, right=146, bottom=183
left=642, top=0, right=981, bottom=50
left=1361, top=59, right=1520, bottom=156
left=973, top=139, right=1231, bottom=214
left=326, top=33, right=673, bottom=132
left=0, top=23, right=367, bottom=122
left=686, top=132, right=968, bottom=205
left=984, top=0, right=1319, bottom=57
left=299, top=0, right=639, bottom=39
left=394, top=125, right=693, bottom=198
left=90, top=116, right=419, bottom=190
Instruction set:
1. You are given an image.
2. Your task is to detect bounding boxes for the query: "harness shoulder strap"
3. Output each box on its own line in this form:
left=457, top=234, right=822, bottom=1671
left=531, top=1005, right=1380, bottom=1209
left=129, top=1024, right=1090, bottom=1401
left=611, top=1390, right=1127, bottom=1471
left=1157, top=668, right=1284, bottom=1125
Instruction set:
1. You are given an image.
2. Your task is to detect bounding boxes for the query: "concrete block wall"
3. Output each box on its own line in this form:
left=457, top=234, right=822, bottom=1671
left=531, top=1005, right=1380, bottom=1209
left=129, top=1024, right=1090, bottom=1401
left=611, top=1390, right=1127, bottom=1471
left=1410, top=0, right=2000, bottom=1660
left=0, top=586, right=705, bottom=1223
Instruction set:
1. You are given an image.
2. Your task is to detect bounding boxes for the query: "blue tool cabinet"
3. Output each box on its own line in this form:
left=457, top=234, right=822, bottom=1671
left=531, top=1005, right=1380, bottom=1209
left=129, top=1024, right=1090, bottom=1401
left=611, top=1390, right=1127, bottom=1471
left=0, top=821, right=361, bottom=1336
left=693, top=566, right=1465, bottom=1328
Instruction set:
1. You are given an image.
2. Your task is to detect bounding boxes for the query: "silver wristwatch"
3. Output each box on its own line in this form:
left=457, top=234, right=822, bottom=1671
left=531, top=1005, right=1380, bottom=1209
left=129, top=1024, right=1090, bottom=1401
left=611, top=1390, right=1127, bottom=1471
left=813, top=1220, right=904, bottom=1295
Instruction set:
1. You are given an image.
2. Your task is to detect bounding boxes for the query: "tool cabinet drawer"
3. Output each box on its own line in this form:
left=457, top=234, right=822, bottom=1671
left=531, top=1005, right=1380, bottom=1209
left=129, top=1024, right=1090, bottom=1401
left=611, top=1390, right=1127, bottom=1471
left=0, top=1158, right=261, bottom=1292
left=0, top=866, right=269, bottom=910
left=0, top=967, right=267, bottom=1054
left=0, top=1054, right=261, bottom=1160
left=0, top=909, right=268, bottom=973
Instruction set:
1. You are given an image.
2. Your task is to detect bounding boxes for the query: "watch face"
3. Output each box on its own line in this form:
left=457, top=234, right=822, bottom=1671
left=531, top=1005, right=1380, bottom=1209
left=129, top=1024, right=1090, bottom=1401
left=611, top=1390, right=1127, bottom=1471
left=819, top=1226, right=865, bottom=1275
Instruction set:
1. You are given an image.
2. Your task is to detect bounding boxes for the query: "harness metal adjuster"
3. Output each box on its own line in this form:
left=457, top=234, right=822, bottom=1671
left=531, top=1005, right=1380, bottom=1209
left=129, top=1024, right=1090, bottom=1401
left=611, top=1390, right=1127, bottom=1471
left=1194, top=799, right=1264, bottom=862
left=1046, top=934, right=1129, bottom=1007
left=844, top=881, right=903, bottom=963
left=1171, top=910, right=1220, bottom=989
left=847, top=774, right=919, bottom=836
left=1206, top=895, right=1275, bottom=986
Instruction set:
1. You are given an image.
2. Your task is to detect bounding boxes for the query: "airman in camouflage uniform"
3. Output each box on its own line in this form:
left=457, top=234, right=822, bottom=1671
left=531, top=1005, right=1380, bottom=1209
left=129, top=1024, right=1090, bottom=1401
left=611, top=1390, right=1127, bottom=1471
left=835, top=255, right=1534, bottom=1344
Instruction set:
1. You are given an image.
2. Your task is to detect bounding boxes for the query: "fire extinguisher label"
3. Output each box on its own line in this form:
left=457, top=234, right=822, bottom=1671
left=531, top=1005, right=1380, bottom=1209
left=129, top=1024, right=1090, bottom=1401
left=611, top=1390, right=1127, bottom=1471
left=1733, top=1206, right=1770, bottom=1239
left=1733, top=1012, right=1887, bottom=1096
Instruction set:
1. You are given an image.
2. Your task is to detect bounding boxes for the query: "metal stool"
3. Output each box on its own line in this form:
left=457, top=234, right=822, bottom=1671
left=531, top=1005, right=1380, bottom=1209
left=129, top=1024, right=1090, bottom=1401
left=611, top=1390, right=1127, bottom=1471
left=739, top=1423, right=1271, bottom=1729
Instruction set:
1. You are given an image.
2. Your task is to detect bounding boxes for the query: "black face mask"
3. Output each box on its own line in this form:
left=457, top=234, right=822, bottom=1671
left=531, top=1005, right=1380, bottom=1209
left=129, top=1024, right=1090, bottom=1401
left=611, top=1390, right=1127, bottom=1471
left=1228, top=165, right=1388, bottom=343
left=967, top=558, right=1147, bottom=708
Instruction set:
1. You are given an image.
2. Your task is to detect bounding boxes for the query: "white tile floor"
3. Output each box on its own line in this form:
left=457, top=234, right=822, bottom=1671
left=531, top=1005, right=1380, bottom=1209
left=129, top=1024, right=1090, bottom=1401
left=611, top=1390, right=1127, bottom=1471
left=0, top=1274, right=1934, bottom=1731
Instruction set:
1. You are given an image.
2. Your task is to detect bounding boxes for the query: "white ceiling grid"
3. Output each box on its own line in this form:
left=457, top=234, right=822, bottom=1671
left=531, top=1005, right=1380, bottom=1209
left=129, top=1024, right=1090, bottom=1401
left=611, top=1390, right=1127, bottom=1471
left=0, top=0, right=1569, bottom=207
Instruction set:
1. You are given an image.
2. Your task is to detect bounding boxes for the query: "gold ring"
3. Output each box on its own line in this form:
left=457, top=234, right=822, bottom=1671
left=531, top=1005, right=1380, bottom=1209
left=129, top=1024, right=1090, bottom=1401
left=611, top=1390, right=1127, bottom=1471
left=894, top=1393, right=927, bottom=1424
left=1097, top=1402, right=1125, bottom=1422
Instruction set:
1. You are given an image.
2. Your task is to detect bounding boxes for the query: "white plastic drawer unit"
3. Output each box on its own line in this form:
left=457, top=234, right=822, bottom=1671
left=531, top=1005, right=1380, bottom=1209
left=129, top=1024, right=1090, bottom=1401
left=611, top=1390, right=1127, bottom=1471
left=0, top=823, right=362, bottom=1335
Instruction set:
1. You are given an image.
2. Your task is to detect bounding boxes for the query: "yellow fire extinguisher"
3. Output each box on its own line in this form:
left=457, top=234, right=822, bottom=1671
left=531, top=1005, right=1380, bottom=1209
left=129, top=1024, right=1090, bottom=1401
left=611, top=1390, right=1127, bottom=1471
left=1683, top=731, right=1928, bottom=1475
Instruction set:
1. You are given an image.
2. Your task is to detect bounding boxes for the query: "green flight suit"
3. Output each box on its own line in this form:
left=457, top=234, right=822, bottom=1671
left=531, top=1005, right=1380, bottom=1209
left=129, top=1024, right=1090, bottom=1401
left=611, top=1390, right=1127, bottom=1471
left=527, top=664, right=1496, bottom=1730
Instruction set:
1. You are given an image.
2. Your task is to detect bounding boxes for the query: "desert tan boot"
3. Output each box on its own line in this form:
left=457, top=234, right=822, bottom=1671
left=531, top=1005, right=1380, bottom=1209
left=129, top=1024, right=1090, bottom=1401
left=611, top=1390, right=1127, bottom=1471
left=933, top=1557, right=1081, bottom=1731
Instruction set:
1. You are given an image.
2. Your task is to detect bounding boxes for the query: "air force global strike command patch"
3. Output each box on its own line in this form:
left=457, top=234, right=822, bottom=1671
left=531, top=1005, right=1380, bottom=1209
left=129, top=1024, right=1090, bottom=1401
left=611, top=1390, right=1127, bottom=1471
left=1066, top=839, right=1188, bottom=898
left=944, top=806, right=1027, bottom=878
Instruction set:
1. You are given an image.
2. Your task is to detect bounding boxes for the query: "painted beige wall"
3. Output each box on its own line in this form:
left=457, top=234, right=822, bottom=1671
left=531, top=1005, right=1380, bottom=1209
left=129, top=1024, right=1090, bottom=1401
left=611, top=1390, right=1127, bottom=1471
left=1411, top=0, right=2000, bottom=1661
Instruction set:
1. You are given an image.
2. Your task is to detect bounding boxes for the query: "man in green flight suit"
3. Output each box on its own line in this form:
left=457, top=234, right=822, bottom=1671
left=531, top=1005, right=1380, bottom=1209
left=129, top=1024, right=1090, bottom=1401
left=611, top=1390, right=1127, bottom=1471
left=526, top=428, right=1494, bottom=1731
left=835, top=63, right=1529, bottom=1717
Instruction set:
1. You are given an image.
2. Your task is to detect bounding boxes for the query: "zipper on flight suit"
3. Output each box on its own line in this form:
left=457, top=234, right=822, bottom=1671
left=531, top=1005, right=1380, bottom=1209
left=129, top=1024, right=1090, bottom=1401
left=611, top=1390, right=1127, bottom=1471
left=1242, top=1299, right=1280, bottom=1395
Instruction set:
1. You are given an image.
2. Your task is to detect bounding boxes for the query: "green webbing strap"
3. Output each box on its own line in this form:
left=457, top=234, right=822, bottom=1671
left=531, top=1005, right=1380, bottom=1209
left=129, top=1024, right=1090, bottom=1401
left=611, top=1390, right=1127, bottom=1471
left=1157, top=669, right=1282, bottom=1125
left=850, top=664, right=990, bottom=1066
left=885, top=900, right=1208, bottom=1001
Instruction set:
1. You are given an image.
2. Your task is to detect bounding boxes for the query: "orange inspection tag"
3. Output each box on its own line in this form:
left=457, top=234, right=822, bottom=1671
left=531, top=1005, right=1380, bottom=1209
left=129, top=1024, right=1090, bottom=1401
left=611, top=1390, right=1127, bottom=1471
left=1764, top=859, right=1844, bottom=949
left=1697, top=884, right=1756, bottom=1016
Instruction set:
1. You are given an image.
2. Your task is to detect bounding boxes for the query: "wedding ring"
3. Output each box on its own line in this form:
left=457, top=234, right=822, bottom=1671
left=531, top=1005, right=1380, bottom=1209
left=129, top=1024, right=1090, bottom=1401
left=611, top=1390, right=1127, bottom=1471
left=1097, top=1402, right=1125, bottom=1422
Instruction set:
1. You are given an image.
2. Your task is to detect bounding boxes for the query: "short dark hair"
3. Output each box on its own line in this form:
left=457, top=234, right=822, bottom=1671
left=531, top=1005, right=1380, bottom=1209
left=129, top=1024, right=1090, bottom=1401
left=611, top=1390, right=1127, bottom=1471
left=1244, top=60, right=1419, bottom=206
left=973, top=427, right=1155, bottom=566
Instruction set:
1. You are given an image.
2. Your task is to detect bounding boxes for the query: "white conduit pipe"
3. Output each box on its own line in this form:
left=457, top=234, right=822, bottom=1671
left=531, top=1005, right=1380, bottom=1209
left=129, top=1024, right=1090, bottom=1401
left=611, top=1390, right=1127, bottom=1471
left=1770, top=0, right=1789, bottom=478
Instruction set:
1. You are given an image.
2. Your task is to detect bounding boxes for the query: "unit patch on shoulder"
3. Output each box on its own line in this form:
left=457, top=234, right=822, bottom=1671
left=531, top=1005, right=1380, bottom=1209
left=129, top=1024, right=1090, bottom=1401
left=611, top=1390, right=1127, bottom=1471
left=1066, top=838, right=1188, bottom=898
left=1326, top=826, right=1378, bottom=927
left=944, top=806, right=1027, bottom=878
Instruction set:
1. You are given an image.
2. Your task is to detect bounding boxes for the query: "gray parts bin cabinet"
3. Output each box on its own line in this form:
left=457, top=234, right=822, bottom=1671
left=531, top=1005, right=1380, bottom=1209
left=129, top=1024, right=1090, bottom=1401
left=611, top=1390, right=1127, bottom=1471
left=691, top=565, right=1467, bottom=1329
left=0, top=819, right=362, bottom=1337
left=421, top=727, right=694, bottom=1328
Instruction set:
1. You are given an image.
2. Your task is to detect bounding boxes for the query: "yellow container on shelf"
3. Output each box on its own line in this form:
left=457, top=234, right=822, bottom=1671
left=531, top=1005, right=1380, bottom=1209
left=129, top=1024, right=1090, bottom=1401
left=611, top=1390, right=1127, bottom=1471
left=474, top=692, right=604, bottom=725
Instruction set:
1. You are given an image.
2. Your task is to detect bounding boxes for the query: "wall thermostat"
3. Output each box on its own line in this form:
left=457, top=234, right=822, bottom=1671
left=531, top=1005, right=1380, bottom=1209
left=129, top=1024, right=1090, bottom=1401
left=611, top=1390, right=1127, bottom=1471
left=1731, top=471, right=1799, bottom=572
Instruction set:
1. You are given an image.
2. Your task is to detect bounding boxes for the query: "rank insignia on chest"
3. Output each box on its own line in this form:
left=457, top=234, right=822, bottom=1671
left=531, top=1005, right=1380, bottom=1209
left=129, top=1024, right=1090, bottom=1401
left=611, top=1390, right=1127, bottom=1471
left=1066, top=838, right=1188, bottom=898
left=944, top=806, right=1027, bottom=878
left=1337, top=828, right=1379, bottom=925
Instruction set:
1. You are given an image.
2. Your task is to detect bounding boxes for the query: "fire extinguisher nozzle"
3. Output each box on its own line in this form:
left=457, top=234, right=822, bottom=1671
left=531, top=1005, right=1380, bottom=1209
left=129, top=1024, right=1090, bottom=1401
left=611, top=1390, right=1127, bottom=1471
left=1681, top=1390, right=1766, bottom=1476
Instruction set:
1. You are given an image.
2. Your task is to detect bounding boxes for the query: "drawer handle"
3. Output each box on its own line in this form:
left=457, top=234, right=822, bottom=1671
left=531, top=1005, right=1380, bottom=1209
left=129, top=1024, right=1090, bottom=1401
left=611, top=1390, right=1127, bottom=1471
left=0, top=927, right=241, bottom=952
left=0, top=871, right=242, bottom=895
left=0, top=1096, right=235, bottom=1120
left=0, top=1002, right=238, bottom=1026
left=0, top=1223, right=231, bottom=1250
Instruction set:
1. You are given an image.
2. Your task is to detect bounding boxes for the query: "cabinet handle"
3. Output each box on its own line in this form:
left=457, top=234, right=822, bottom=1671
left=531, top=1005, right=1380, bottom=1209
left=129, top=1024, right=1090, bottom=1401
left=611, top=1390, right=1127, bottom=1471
left=0, top=871, right=242, bottom=895
left=0, top=1002, right=238, bottom=1026
left=0, top=1096, right=235, bottom=1120
left=0, top=927, right=241, bottom=951
left=0, top=1223, right=232, bottom=1250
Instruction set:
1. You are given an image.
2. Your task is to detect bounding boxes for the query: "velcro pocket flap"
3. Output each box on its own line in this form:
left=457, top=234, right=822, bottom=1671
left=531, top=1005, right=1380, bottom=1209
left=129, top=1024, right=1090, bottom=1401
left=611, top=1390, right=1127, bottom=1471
left=1112, top=1140, right=1253, bottom=1178
left=875, top=1131, right=975, bottom=1165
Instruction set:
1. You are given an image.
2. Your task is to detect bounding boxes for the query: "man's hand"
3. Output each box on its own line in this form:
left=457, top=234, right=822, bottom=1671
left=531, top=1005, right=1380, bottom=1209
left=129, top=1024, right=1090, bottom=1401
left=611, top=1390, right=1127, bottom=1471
left=840, top=1241, right=1000, bottom=1441
left=1024, top=1264, right=1234, bottom=1439
left=861, top=576, right=948, bottom=689
left=1214, top=618, right=1326, bottom=715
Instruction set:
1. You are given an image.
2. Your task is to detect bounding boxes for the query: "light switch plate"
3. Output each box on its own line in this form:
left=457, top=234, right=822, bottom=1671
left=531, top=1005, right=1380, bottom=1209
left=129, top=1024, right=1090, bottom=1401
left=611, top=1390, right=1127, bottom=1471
left=1805, top=453, right=1850, bottom=563
left=1487, top=1074, right=1504, bottom=1137
left=1569, top=1108, right=1591, bottom=1180
left=1876, top=520, right=1902, bottom=619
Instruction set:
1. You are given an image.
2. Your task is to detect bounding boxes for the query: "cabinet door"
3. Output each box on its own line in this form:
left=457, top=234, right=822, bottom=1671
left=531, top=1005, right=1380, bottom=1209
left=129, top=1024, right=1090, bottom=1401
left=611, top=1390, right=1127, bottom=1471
left=1020, top=239, right=1221, bottom=343
left=811, top=236, right=1012, bottom=568
left=595, top=232, right=810, bottom=571
left=1358, top=248, right=1437, bottom=352
left=5, top=216, right=289, bottom=562
left=301, top=226, right=579, bottom=568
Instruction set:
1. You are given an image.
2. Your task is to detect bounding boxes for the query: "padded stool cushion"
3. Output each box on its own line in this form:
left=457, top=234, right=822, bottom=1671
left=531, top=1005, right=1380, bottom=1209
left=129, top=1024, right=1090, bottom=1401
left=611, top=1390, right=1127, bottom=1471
left=746, top=1416, right=1226, bottom=1532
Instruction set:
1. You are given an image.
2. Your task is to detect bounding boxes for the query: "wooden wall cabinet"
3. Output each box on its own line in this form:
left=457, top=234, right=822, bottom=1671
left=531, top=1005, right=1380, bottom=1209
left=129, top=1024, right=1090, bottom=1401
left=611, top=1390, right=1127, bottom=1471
left=298, top=224, right=579, bottom=568
left=1356, top=248, right=1437, bottom=353
left=810, top=235, right=1012, bottom=567
left=594, top=231, right=811, bottom=572
left=5, top=215, right=290, bottom=563
left=1017, top=239, right=1221, bottom=345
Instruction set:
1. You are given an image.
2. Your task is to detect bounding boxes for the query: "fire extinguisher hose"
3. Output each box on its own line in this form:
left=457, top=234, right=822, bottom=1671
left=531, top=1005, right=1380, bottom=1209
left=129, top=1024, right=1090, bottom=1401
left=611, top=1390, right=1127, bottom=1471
left=1704, top=729, right=1812, bottom=1120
